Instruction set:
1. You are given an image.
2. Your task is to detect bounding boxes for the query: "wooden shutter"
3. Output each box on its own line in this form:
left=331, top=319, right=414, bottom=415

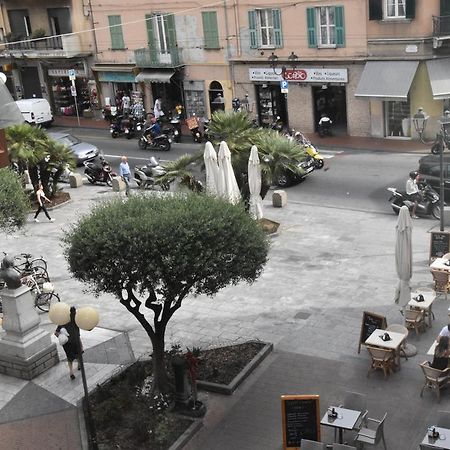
left=306, top=8, right=317, bottom=48
left=202, top=11, right=220, bottom=49
left=272, top=9, right=283, bottom=48
left=108, top=15, right=124, bottom=49
left=335, top=6, right=345, bottom=47
left=166, top=14, right=177, bottom=49
left=441, top=0, right=450, bottom=16
left=406, top=0, right=416, bottom=19
left=368, top=0, right=382, bottom=20
left=145, top=15, right=157, bottom=64
left=248, top=10, right=258, bottom=48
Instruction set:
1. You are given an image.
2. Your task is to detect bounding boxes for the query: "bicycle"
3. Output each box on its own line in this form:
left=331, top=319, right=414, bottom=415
left=21, top=273, right=60, bottom=312
left=13, top=253, right=48, bottom=277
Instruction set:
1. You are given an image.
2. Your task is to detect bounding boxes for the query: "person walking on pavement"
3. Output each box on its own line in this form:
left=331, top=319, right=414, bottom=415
left=406, top=171, right=420, bottom=219
left=119, top=155, right=131, bottom=196
left=54, top=306, right=82, bottom=380
left=34, top=183, right=55, bottom=223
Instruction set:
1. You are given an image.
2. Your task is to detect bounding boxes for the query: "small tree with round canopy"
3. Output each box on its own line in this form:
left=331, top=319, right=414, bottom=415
left=62, top=193, right=269, bottom=392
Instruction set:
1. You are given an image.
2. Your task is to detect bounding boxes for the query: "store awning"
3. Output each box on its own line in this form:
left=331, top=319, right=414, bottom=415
left=91, top=65, right=135, bottom=73
left=355, top=61, right=419, bottom=101
left=135, top=71, right=174, bottom=83
left=426, top=59, right=450, bottom=100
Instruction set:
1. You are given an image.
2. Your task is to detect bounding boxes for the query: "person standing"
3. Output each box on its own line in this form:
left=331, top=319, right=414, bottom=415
left=54, top=306, right=82, bottom=380
left=121, top=92, right=131, bottom=114
left=153, top=97, right=164, bottom=119
left=119, top=155, right=131, bottom=196
left=405, top=171, right=420, bottom=219
left=34, top=183, right=55, bottom=223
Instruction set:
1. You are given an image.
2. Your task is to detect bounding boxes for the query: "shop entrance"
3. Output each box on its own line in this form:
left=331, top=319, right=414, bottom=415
left=21, top=67, right=41, bottom=98
left=151, top=71, right=184, bottom=117
left=312, top=85, right=347, bottom=134
left=255, top=84, right=287, bottom=128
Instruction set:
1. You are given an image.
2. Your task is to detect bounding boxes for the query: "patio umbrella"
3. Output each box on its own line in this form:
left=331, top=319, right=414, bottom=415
left=394, top=205, right=413, bottom=309
left=203, top=141, right=219, bottom=196
left=217, top=141, right=241, bottom=204
left=248, top=145, right=263, bottom=219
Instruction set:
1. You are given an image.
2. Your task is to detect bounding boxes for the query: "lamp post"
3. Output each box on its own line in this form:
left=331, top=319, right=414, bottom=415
left=439, top=113, right=450, bottom=231
left=49, top=303, right=99, bottom=450
left=412, top=107, right=429, bottom=143
left=268, top=51, right=299, bottom=79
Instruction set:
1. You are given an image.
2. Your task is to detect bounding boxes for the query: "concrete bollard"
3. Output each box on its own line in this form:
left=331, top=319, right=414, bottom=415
left=69, top=173, right=83, bottom=188
left=112, top=177, right=126, bottom=192
left=272, top=190, right=287, bottom=207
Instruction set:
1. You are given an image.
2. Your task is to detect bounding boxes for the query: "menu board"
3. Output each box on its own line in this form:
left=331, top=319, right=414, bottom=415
left=281, top=395, right=320, bottom=449
left=429, top=231, right=450, bottom=263
left=358, top=311, right=387, bottom=353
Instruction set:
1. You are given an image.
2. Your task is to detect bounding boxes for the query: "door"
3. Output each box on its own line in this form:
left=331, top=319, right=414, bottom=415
left=48, top=8, right=71, bottom=47
left=21, top=67, right=42, bottom=99
left=312, top=85, right=347, bottom=134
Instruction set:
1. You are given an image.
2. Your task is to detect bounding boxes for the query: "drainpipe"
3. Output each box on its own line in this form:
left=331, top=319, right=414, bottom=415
left=87, top=0, right=98, bottom=57
left=223, top=0, right=234, bottom=99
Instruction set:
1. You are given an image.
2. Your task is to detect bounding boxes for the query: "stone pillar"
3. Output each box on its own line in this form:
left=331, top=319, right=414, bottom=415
left=0, top=284, right=59, bottom=379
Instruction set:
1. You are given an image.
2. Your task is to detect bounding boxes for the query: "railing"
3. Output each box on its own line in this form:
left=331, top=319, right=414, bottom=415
left=134, top=47, right=182, bottom=68
left=4, top=36, right=62, bottom=50
left=433, top=15, right=450, bottom=37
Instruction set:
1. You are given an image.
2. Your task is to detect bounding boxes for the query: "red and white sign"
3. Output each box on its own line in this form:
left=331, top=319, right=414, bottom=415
left=249, top=67, right=348, bottom=83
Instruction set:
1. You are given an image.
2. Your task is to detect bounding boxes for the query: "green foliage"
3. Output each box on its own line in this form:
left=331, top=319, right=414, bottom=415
left=0, top=168, right=30, bottom=232
left=31, top=28, right=46, bottom=39
left=63, top=193, right=269, bottom=300
left=158, top=152, right=203, bottom=192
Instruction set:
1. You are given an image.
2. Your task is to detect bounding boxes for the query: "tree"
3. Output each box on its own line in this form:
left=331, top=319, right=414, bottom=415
left=0, top=167, right=30, bottom=232
left=62, top=194, right=269, bottom=392
left=6, top=123, right=75, bottom=196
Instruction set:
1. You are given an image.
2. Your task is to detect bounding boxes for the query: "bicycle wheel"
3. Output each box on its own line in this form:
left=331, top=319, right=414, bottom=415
left=36, top=292, right=59, bottom=312
left=31, top=258, right=47, bottom=272
left=32, top=267, right=50, bottom=283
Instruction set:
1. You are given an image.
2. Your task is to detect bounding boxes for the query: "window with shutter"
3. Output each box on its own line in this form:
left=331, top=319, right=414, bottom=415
left=369, top=0, right=383, bottom=20
left=385, top=0, right=406, bottom=18
left=306, top=7, right=317, bottom=48
left=247, top=9, right=283, bottom=48
left=108, top=15, right=125, bottom=50
left=202, top=11, right=220, bottom=49
left=311, top=6, right=345, bottom=48
left=248, top=10, right=258, bottom=48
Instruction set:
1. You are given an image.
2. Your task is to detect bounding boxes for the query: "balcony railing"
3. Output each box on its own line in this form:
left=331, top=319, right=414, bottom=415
left=4, top=36, right=63, bottom=50
left=134, top=47, right=182, bottom=68
left=433, top=15, right=450, bottom=37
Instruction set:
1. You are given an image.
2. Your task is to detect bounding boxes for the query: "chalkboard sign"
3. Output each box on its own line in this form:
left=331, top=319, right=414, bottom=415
left=358, top=311, right=387, bottom=353
left=281, top=395, right=320, bottom=449
left=429, top=231, right=450, bottom=263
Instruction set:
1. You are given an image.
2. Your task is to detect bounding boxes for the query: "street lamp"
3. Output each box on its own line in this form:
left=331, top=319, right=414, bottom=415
left=49, top=303, right=100, bottom=450
left=412, top=107, right=429, bottom=142
left=268, top=51, right=299, bottom=79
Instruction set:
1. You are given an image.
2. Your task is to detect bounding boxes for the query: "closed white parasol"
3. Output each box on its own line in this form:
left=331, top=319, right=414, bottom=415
left=217, top=141, right=241, bottom=204
left=248, top=145, right=263, bottom=219
left=203, top=141, right=220, bottom=196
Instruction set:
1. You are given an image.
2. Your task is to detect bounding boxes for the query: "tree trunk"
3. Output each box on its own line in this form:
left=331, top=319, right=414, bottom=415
left=151, top=329, right=171, bottom=393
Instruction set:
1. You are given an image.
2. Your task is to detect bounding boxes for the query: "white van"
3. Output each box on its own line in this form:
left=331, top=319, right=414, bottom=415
left=15, top=98, right=53, bottom=127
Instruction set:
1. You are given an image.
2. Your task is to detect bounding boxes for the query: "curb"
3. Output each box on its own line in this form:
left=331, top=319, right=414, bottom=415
left=197, top=341, right=273, bottom=395
left=168, top=418, right=203, bottom=450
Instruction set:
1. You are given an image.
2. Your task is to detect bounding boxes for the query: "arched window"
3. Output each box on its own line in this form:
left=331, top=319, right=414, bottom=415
left=209, top=81, right=225, bottom=113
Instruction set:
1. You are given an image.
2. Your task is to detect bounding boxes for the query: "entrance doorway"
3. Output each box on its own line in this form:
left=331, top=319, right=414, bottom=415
left=255, top=84, right=288, bottom=128
left=21, top=67, right=41, bottom=98
left=312, top=85, right=347, bottom=134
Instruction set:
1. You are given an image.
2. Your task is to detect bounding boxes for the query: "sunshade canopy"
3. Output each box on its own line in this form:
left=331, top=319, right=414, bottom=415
left=426, top=59, right=450, bottom=100
left=135, top=71, right=174, bottom=83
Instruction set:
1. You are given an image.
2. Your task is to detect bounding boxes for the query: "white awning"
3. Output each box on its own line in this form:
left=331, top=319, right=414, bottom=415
left=91, top=65, right=135, bottom=72
left=135, top=71, right=174, bottom=83
left=355, top=61, right=419, bottom=101
left=427, top=59, right=450, bottom=100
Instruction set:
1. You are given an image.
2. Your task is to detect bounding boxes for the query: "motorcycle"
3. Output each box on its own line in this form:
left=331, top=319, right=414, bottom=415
left=387, top=181, right=442, bottom=219
left=110, top=115, right=125, bottom=138
left=293, top=131, right=324, bottom=169
left=121, top=115, right=134, bottom=139
left=84, top=155, right=117, bottom=187
left=138, top=121, right=171, bottom=151
left=318, top=114, right=333, bottom=137
left=161, top=114, right=182, bottom=143
left=187, top=114, right=209, bottom=143
left=133, top=156, right=170, bottom=190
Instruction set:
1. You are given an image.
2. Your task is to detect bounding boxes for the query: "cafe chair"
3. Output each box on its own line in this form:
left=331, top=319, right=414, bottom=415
left=366, top=346, right=395, bottom=379
left=431, top=269, right=450, bottom=300
left=333, top=444, right=357, bottom=450
left=385, top=324, right=409, bottom=359
left=436, top=410, right=450, bottom=428
left=404, top=308, right=426, bottom=336
left=354, top=412, right=387, bottom=450
left=419, top=361, right=450, bottom=402
left=336, top=391, right=369, bottom=441
left=300, top=439, right=327, bottom=450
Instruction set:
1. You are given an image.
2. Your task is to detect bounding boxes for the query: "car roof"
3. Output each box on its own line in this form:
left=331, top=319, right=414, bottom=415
left=47, top=132, right=69, bottom=139
left=419, top=154, right=450, bottom=165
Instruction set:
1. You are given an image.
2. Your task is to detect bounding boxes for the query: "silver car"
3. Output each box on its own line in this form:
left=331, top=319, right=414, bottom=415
left=48, top=132, right=99, bottom=166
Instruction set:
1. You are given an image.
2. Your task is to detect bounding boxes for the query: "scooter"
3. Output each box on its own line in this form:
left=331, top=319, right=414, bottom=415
left=121, top=115, right=134, bottom=139
left=387, top=181, right=442, bottom=219
left=110, top=115, right=125, bottom=138
left=84, top=155, right=117, bottom=187
left=138, top=121, right=171, bottom=151
left=293, top=131, right=324, bottom=169
left=133, top=156, right=170, bottom=190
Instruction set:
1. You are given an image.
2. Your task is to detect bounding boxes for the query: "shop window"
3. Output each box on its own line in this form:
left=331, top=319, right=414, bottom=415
left=385, top=100, right=411, bottom=137
left=202, top=11, right=220, bottom=49
left=306, top=6, right=345, bottom=48
left=209, top=81, right=225, bottom=114
left=248, top=9, right=282, bottom=49
left=108, top=15, right=125, bottom=50
left=368, top=0, right=415, bottom=20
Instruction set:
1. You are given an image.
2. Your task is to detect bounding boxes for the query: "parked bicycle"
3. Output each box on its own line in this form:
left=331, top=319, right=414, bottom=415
left=13, top=253, right=48, bottom=276
left=21, top=272, right=60, bottom=312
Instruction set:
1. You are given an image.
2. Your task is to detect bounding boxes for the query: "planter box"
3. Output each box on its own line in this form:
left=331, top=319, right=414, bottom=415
left=197, top=341, right=273, bottom=395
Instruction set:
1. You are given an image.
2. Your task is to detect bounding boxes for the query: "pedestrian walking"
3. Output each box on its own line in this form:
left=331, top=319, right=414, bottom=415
left=119, top=155, right=131, bottom=196
left=34, top=183, right=55, bottom=223
left=121, top=92, right=131, bottom=114
left=406, top=171, right=420, bottom=219
left=54, top=306, right=82, bottom=380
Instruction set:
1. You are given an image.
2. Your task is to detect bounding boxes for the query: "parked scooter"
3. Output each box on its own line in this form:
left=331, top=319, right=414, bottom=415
left=110, top=115, right=125, bottom=138
left=293, top=131, right=324, bottom=169
left=133, top=156, right=170, bottom=190
left=270, top=116, right=284, bottom=132
left=138, top=119, right=171, bottom=151
left=84, top=155, right=117, bottom=186
left=387, top=181, right=442, bottom=219
left=121, top=115, right=135, bottom=139
left=318, top=113, right=333, bottom=137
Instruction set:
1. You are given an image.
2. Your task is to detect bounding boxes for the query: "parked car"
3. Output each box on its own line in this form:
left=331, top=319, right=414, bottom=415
left=48, top=132, right=99, bottom=166
left=418, top=154, right=450, bottom=202
left=15, top=98, right=53, bottom=127
left=275, top=157, right=316, bottom=187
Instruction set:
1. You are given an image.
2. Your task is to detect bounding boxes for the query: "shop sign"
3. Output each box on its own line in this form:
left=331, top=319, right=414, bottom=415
left=98, top=72, right=135, bottom=83
left=249, top=67, right=348, bottom=83
left=48, top=68, right=86, bottom=78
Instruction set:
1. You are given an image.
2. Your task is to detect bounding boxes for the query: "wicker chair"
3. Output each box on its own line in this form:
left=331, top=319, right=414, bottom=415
left=431, top=269, right=450, bottom=300
left=366, top=346, right=396, bottom=379
left=420, top=361, right=450, bottom=402
left=404, top=308, right=426, bottom=336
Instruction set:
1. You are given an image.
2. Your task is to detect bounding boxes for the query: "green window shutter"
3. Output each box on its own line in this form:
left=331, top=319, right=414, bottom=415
left=272, top=9, right=283, bottom=48
left=145, top=14, right=157, bottom=64
left=335, top=6, right=345, bottom=47
left=202, top=11, right=220, bottom=49
left=248, top=10, right=257, bottom=48
left=166, top=14, right=177, bottom=49
left=108, top=15, right=124, bottom=49
left=306, top=8, right=317, bottom=48
left=368, top=0, right=382, bottom=20
left=406, top=0, right=416, bottom=19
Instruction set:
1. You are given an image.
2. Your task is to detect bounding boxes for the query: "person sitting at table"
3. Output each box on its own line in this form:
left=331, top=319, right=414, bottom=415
left=438, top=324, right=450, bottom=342
left=432, top=336, right=450, bottom=370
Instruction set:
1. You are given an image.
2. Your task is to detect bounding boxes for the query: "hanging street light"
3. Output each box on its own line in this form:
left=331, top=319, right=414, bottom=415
left=268, top=51, right=299, bottom=79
